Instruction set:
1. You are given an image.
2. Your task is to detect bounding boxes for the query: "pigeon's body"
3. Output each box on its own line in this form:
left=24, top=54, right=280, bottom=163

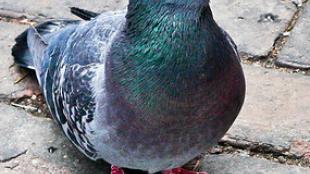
left=12, top=1, right=245, bottom=173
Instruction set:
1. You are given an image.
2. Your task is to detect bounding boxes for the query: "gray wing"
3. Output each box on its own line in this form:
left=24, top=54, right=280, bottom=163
left=50, top=63, right=103, bottom=158
left=27, top=26, right=48, bottom=74
left=33, top=10, right=126, bottom=159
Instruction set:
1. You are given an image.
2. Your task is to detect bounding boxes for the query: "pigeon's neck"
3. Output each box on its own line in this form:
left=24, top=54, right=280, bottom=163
left=123, top=1, right=218, bottom=73
left=110, top=1, right=229, bottom=110
left=112, top=0, right=221, bottom=100
left=125, top=1, right=214, bottom=34
left=127, top=0, right=210, bottom=10
left=125, top=1, right=217, bottom=55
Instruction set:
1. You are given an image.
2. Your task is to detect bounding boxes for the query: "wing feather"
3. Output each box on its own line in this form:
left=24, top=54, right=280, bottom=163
left=40, top=11, right=126, bottom=159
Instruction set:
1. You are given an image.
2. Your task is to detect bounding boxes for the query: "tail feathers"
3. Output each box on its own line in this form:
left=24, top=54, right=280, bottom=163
left=12, top=29, right=35, bottom=69
left=12, top=7, right=96, bottom=69
left=27, top=26, right=48, bottom=70
left=12, top=20, right=80, bottom=70
left=70, top=7, right=99, bottom=20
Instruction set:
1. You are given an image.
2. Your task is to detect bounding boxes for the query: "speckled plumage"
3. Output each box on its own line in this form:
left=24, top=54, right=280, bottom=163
left=12, top=1, right=245, bottom=173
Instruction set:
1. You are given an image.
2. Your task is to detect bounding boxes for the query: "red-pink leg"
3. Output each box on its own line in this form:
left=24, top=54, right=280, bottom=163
left=111, top=165, right=125, bottom=174
left=162, top=168, right=208, bottom=174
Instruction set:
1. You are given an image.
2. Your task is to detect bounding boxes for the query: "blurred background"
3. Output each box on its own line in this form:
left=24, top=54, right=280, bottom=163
left=0, top=0, right=309, bottom=173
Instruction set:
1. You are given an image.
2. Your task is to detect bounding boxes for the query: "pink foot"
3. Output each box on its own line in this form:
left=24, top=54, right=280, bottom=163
left=111, top=165, right=125, bottom=174
left=162, top=168, right=208, bottom=174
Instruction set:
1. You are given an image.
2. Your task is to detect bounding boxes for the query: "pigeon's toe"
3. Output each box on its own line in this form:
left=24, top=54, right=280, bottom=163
left=111, top=165, right=125, bottom=174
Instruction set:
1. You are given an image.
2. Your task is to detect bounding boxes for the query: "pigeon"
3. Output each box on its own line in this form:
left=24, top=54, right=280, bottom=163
left=12, top=0, right=246, bottom=174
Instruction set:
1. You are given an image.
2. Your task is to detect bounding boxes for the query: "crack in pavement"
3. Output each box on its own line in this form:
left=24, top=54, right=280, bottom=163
left=243, top=0, right=310, bottom=76
left=0, top=8, right=38, bottom=25
left=0, top=150, right=27, bottom=163
left=212, top=135, right=310, bottom=167
left=233, top=0, right=310, bottom=75
left=0, top=94, right=11, bottom=104
left=219, top=136, right=290, bottom=155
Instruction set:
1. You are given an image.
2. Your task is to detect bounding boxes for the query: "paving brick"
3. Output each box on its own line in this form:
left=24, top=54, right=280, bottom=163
left=203, top=154, right=310, bottom=174
left=276, top=2, right=310, bottom=69
left=228, top=65, right=310, bottom=150
left=0, top=103, right=108, bottom=174
left=211, top=0, right=296, bottom=57
left=0, top=22, right=28, bottom=95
